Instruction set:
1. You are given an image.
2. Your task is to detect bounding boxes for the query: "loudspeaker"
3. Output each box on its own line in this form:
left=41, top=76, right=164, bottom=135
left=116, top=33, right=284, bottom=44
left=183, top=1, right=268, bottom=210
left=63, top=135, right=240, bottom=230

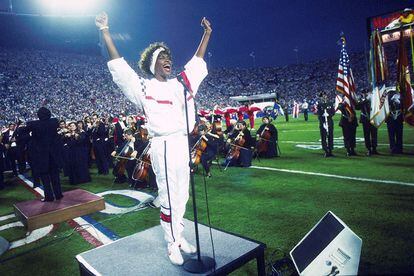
left=290, top=211, right=362, bottom=276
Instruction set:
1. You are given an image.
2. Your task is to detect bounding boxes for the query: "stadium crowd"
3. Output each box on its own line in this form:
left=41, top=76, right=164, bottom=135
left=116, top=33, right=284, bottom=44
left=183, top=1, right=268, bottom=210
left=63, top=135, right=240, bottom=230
left=0, top=46, right=382, bottom=127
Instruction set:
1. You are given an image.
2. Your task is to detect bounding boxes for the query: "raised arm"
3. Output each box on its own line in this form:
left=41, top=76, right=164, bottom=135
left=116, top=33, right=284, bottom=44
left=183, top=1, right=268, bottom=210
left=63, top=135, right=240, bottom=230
left=195, top=17, right=212, bottom=59
left=95, top=12, right=121, bottom=60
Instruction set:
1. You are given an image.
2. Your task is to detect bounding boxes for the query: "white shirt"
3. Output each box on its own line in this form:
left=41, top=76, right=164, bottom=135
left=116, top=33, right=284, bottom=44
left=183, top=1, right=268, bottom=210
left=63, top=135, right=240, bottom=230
left=108, top=56, right=207, bottom=137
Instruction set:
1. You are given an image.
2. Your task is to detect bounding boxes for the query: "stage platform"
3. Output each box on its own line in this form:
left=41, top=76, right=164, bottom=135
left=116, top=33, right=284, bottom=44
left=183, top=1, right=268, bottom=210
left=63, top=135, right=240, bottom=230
left=76, top=219, right=266, bottom=275
left=14, top=189, right=105, bottom=231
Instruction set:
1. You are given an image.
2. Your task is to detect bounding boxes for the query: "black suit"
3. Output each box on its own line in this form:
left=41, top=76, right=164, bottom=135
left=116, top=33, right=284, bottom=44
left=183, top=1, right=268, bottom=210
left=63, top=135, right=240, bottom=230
left=2, top=129, right=18, bottom=175
left=338, top=104, right=358, bottom=155
left=26, top=117, right=63, bottom=201
left=0, top=142, right=5, bottom=188
left=356, top=98, right=378, bottom=153
left=114, top=121, right=126, bottom=147
left=317, top=101, right=335, bottom=155
left=387, top=94, right=404, bottom=154
left=92, top=123, right=109, bottom=174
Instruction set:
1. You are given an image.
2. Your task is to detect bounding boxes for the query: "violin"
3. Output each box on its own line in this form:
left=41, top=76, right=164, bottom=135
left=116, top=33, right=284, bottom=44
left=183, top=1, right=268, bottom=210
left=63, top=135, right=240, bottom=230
left=132, top=142, right=152, bottom=182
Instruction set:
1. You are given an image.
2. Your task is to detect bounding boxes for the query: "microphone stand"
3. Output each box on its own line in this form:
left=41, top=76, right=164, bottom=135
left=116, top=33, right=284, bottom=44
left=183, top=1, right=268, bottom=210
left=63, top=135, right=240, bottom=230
left=179, top=76, right=215, bottom=273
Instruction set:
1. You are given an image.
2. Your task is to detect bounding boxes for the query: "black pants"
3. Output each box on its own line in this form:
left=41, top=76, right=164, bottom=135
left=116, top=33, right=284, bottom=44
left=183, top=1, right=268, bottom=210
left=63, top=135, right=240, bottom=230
left=319, top=120, right=334, bottom=153
left=201, top=148, right=217, bottom=174
left=362, top=122, right=378, bottom=151
left=6, top=147, right=18, bottom=175
left=41, top=159, right=62, bottom=200
left=341, top=124, right=357, bottom=153
left=304, top=110, right=308, bottom=121
left=0, top=157, right=4, bottom=188
left=94, top=141, right=109, bottom=174
left=387, top=118, right=403, bottom=153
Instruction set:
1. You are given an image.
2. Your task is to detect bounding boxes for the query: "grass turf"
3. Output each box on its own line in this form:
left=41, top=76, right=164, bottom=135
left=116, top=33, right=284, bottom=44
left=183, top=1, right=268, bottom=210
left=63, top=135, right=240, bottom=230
left=0, top=114, right=413, bottom=275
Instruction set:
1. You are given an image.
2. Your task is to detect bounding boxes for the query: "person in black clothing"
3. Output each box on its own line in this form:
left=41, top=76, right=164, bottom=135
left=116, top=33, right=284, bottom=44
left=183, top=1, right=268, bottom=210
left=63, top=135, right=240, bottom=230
left=111, top=128, right=139, bottom=185
left=386, top=91, right=404, bottom=154
left=356, top=89, right=378, bottom=156
left=282, top=100, right=289, bottom=122
left=0, top=133, right=5, bottom=190
left=256, top=116, right=278, bottom=158
left=224, top=120, right=253, bottom=167
left=132, top=126, right=157, bottom=189
left=26, top=107, right=63, bottom=202
left=338, top=102, right=358, bottom=156
left=65, top=122, right=91, bottom=185
left=91, top=114, right=109, bottom=175
left=114, top=114, right=127, bottom=148
left=2, top=123, right=18, bottom=176
left=14, top=121, right=29, bottom=174
left=302, top=100, right=309, bottom=122
left=198, top=122, right=221, bottom=177
left=317, top=92, right=335, bottom=157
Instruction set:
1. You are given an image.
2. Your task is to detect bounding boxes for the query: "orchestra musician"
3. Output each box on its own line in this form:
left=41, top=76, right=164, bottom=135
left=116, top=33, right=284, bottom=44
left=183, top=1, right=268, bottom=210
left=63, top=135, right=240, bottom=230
left=132, top=125, right=156, bottom=190
left=64, top=122, right=91, bottom=185
left=111, top=128, right=139, bottom=185
left=91, top=114, right=110, bottom=175
left=224, top=120, right=254, bottom=167
left=196, top=122, right=222, bottom=177
left=256, top=116, right=278, bottom=158
left=114, top=113, right=127, bottom=148
left=0, top=131, right=5, bottom=189
left=2, top=122, right=18, bottom=176
left=97, top=10, right=211, bottom=265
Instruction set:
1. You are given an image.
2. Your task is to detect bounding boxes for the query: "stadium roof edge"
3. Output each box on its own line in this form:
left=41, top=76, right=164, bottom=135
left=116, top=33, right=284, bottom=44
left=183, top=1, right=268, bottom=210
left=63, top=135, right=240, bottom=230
left=230, top=92, right=277, bottom=102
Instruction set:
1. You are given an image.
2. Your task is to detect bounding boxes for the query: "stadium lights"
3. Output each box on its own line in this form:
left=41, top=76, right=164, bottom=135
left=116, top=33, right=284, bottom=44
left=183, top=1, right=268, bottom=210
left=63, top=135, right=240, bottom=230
left=39, top=0, right=100, bottom=16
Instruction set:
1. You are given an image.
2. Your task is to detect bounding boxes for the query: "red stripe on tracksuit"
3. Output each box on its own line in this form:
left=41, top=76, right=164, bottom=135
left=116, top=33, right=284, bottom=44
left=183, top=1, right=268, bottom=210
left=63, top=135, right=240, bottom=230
left=145, top=95, right=173, bottom=105
left=160, top=212, right=172, bottom=223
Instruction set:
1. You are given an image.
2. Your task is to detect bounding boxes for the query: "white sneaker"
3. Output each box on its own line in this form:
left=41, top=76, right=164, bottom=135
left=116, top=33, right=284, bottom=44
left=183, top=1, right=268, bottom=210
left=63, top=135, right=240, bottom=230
left=179, top=238, right=197, bottom=254
left=168, top=243, right=184, bottom=265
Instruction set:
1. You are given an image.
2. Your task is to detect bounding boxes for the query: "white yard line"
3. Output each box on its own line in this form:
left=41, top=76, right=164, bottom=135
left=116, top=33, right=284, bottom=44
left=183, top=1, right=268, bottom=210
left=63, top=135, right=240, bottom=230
left=249, top=165, right=414, bottom=187
left=281, top=141, right=414, bottom=147
left=0, top=214, right=16, bottom=222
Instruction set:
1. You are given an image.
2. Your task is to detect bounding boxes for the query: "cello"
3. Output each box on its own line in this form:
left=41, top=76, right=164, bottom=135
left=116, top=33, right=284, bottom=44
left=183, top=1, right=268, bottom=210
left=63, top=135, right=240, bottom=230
left=191, top=135, right=208, bottom=166
left=224, top=130, right=246, bottom=169
left=112, top=141, right=135, bottom=176
left=132, top=141, right=152, bottom=182
left=256, top=125, right=271, bottom=155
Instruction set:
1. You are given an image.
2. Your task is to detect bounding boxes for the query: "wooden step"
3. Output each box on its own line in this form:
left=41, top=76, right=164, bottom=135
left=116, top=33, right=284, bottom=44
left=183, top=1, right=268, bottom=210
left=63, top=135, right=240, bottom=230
left=14, top=189, right=105, bottom=231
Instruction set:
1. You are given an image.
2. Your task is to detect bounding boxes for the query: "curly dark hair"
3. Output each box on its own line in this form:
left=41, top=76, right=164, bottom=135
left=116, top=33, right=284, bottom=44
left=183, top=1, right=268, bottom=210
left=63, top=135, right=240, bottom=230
left=138, top=42, right=172, bottom=76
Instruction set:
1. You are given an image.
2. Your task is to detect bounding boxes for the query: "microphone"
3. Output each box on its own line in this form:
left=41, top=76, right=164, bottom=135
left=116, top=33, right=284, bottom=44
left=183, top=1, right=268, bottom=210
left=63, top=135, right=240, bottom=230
left=177, top=74, right=189, bottom=93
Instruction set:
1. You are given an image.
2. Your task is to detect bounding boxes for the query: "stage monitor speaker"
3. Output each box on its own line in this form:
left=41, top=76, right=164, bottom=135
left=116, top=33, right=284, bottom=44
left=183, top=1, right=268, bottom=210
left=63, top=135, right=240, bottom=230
left=290, top=211, right=362, bottom=276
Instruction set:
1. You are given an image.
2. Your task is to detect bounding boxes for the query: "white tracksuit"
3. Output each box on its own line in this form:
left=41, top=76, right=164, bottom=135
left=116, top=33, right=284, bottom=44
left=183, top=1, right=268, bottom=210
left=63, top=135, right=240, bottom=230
left=108, top=56, right=207, bottom=245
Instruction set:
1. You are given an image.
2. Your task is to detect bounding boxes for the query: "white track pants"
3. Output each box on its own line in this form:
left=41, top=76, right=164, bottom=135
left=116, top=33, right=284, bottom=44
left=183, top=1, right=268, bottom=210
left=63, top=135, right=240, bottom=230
left=151, top=134, right=190, bottom=245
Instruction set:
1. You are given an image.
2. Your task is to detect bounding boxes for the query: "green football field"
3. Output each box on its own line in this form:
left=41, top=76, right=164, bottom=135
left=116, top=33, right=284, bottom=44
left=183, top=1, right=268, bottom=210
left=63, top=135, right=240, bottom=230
left=0, top=114, right=413, bottom=275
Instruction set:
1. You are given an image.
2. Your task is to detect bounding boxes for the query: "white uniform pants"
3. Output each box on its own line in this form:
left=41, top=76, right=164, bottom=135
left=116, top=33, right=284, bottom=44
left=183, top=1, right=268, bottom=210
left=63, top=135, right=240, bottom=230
left=151, top=134, right=190, bottom=245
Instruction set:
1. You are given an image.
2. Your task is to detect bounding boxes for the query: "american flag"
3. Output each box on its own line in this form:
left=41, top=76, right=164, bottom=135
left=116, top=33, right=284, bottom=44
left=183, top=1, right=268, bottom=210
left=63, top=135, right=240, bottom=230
left=336, top=35, right=357, bottom=116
